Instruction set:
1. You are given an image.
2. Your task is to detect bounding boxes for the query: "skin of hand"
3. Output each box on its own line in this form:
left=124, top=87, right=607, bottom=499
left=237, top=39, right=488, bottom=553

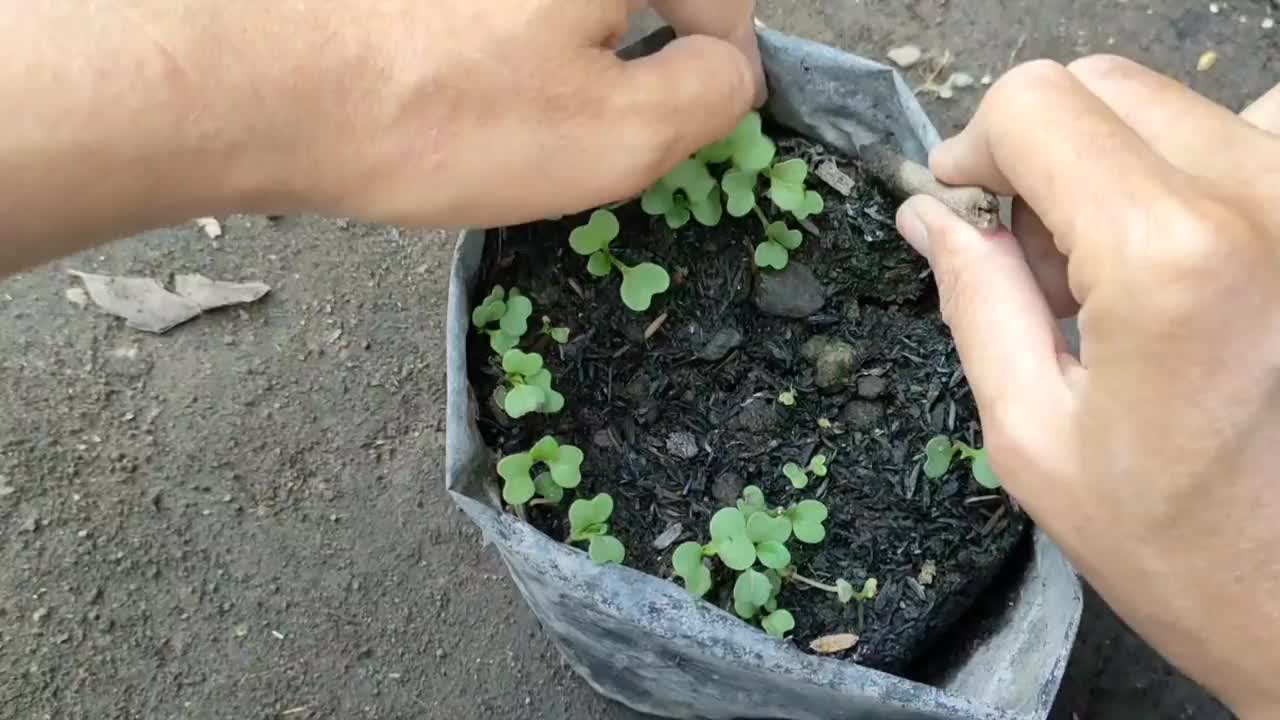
left=0, top=0, right=764, bottom=277
left=895, top=56, right=1280, bottom=718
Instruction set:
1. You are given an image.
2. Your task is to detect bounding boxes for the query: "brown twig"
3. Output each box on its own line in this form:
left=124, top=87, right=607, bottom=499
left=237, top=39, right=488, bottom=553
left=859, top=144, right=1001, bottom=231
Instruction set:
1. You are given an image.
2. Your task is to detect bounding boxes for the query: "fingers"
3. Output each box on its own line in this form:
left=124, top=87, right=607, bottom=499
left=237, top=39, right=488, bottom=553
left=1065, top=55, right=1280, bottom=180
left=896, top=196, right=1072, bottom=466
left=591, top=34, right=755, bottom=199
left=646, top=0, right=767, bottom=107
left=1241, top=83, right=1280, bottom=133
left=1012, top=198, right=1078, bottom=318
left=930, top=59, right=1175, bottom=257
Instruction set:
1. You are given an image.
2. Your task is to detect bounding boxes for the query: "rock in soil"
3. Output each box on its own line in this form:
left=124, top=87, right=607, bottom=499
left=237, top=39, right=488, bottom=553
left=815, top=340, right=859, bottom=390
left=753, top=262, right=825, bottom=318
left=727, top=397, right=781, bottom=432
left=711, top=471, right=746, bottom=506
left=841, top=400, right=885, bottom=430
left=856, top=374, right=890, bottom=399
left=696, top=327, right=743, bottom=361
left=665, top=432, right=700, bottom=460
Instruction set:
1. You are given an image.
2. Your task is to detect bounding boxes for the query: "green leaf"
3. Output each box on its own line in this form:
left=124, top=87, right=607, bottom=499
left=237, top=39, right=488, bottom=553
left=765, top=221, right=803, bottom=251
left=790, top=499, right=829, bottom=544
left=754, top=241, right=788, bottom=270
left=970, top=450, right=1002, bottom=489
left=836, top=579, right=854, bottom=603
left=770, top=180, right=806, bottom=212
left=588, top=535, right=626, bottom=565
left=532, top=472, right=563, bottom=504
left=488, top=330, right=519, bottom=354
left=684, top=565, right=713, bottom=597
left=770, top=158, right=808, bottom=185
left=497, top=453, right=535, bottom=505
left=547, top=445, right=583, bottom=489
left=569, top=209, right=620, bottom=255
left=782, top=462, right=808, bottom=489
left=503, top=384, right=545, bottom=418
left=793, top=190, right=824, bottom=221
left=672, top=542, right=706, bottom=579
left=761, top=609, right=795, bottom=638
left=540, top=387, right=565, bottom=414
left=923, top=435, right=957, bottom=479
left=755, top=541, right=791, bottom=569
left=688, top=185, right=723, bottom=227
left=641, top=180, right=676, bottom=215
left=471, top=297, right=506, bottom=328
left=664, top=204, right=691, bottom=230
left=736, top=485, right=767, bottom=518
left=733, top=115, right=777, bottom=172
left=529, top=436, right=560, bottom=463
left=859, top=578, right=879, bottom=600
left=525, top=368, right=553, bottom=392
left=746, top=513, right=791, bottom=544
left=808, top=454, right=828, bottom=478
left=734, top=569, right=772, bottom=617
left=499, top=294, right=533, bottom=337
left=696, top=137, right=735, bottom=164
left=667, top=158, right=717, bottom=200
left=587, top=251, right=614, bottom=277
left=718, top=535, right=757, bottom=571
left=721, top=169, right=758, bottom=217
left=618, top=262, right=670, bottom=312
left=549, top=326, right=570, bottom=344
left=710, top=507, right=747, bottom=542
left=569, top=494, right=614, bottom=532
left=501, top=349, right=543, bottom=377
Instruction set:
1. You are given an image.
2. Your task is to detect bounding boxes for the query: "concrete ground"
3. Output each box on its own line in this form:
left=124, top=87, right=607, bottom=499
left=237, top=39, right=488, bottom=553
left=1, top=1, right=1273, bottom=718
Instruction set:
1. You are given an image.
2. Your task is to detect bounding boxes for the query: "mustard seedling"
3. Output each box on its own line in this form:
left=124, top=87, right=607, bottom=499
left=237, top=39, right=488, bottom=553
left=569, top=209, right=671, bottom=312
left=777, top=389, right=796, bottom=406
left=540, top=316, right=569, bottom=344
left=496, top=349, right=564, bottom=419
left=782, top=453, right=829, bottom=490
left=471, top=285, right=533, bottom=353
left=923, top=435, right=1001, bottom=489
left=641, top=158, right=723, bottom=229
left=568, top=493, right=626, bottom=565
left=496, top=435, right=583, bottom=506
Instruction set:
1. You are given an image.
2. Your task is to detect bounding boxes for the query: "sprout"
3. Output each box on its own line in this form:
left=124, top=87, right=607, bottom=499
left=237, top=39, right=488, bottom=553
left=782, top=453, right=831, bottom=489
left=754, top=221, right=803, bottom=270
left=785, top=499, right=828, bottom=544
left=496, top=435, right=583, bottom=506
left=498, top=349, right=564, bottom=418
left=766, top=159, right=825, bottom=221
left=836, top=578, right=879, bottom=604
left=641, top=158, right=723, bottom=229
left=568, top=493, right=626, bottom=565
left=697, top=111, right=777, bottom=173
left=471, top=285, right=534, bottom=353
left=777, top=389, right=796, bottom=406
left=760, top=609, right=796, bottom=639
left=672, top=541, right=713, bottom=597
left=540, top=316, right=570, bottom=344
left=568, top=209, right=671, bottom=312
left=923, top=435, right=1002, bottom=489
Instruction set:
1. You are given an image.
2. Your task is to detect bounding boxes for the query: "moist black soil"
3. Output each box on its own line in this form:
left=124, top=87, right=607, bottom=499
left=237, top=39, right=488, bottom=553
left=466, top=134, right=1027, bottom=673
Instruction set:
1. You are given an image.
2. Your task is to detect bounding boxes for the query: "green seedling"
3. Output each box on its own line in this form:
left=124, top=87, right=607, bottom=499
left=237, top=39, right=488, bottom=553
left=471, top=285, right=533, bottom=353
left=540, top=316, right=570, bottom=344
left=777, top=389, right=796, bottom=406
left=782, top=453, right=830, bottom=490
left=672, top=541, right=713, bottom=597
left=753, top=219, right=803, bottom=270
left=788, top=572, right=878, bottom=605
left=923, top=435, right=1001, bottom=489
left=496, top=349, right=564, bottom=419
left=641, top=158, right=723, bottom=229
left=568, top=493, right=625, bottom=565
left=569, top=209, right=671, bottom=312
left=496, top=435, right=583, bottom=506
left=697, top=111, right=777, bottom=174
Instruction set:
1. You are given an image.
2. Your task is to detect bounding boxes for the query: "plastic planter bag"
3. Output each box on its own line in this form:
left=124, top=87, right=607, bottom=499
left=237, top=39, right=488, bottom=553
left=445, top=27, right=1083, bottom=720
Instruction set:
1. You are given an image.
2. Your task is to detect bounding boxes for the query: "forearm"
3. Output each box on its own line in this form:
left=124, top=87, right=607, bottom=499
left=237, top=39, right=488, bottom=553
left=0, top=2, right=308, bottom=276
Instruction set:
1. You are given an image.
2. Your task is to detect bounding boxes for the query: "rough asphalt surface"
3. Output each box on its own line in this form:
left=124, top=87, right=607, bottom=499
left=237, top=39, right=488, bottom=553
left=1, top=1, right=1273, bottom=718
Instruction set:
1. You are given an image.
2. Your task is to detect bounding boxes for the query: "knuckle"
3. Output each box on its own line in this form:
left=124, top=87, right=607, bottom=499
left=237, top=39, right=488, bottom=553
left=1066, top=53, right=1142, bottom=86
left=985, top=59, right=1072, bottom=112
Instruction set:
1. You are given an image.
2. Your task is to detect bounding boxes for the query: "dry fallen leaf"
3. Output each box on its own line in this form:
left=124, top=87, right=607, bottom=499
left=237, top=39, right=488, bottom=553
left=68, top=270, right=269, bottom=333
left=644, top=312, right=668, bottom=341
left=810, top=633, right=859, bottom=654
left=1197, top=50, right=1218, bottom=72
left=652, top=523, right=684, bottom=551
left=195, top=217, right=223, bottom=239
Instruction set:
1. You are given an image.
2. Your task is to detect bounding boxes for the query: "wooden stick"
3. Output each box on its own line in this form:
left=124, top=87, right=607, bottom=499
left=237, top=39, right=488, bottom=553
left=859, top=145, right=1001, bottom=231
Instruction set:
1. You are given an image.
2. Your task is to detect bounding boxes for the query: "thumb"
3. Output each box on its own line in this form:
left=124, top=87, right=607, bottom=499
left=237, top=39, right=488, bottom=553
left=896, top=195, right=1071, bottom=443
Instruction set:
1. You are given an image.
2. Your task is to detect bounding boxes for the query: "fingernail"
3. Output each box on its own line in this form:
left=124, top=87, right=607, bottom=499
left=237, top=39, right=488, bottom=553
left=896, top=202, right=929, bottom=255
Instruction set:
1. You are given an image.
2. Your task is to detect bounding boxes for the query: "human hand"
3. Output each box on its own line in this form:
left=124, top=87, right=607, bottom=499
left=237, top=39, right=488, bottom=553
left=262, top=0, right=764, bottom=230
left=895, top=56, right=1280, bottom=718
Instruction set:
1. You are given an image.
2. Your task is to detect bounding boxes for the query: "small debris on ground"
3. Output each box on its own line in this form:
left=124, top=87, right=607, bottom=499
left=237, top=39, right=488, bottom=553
left=1197, top=50, right=1218, bottom=72
left=814, top=160, right=856, bottom=196
left=194, top=217, right=223, bottom=239
left=665, top=432, right=699, bottom=460
left=810, top=633, right=859, bottom=654
left=887, top=44, right=924, bottom=68
left=64, top=287, right=88, bottom=307
left=651, top=523, right=684, bottom=550
left=918, top=560, right=938, bottom=586
left=68, top=270, right=270, bottom=334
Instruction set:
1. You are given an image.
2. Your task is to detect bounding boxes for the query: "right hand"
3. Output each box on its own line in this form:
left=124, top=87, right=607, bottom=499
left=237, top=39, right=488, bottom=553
left=895, top=56, right=1280, bottom=718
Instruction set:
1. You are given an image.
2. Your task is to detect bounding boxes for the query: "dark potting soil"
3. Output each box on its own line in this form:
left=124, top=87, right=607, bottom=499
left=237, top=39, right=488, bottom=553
left=466, top=134, right=1027, bottom=673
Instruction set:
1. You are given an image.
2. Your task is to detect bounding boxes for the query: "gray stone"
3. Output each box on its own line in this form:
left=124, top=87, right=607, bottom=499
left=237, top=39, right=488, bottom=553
left=753, top=262, right=825, bottom=318
left=696, top=327, right=743, bottom=361
left=857, top=375, right=889, bottom=399
left=728, top=398, right=781, bottom=432
left=665, top=432, right=700, bottom=460
left=711, top=472, right=745, bottom=506
left=841, top=400, right=884, bottom=430
left=800, top=335, right=831, bottom=362
left=815, top=341, right=858, bottom=390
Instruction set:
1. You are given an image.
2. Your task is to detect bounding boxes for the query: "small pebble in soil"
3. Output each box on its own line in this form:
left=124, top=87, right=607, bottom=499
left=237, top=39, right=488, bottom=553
left=857, top=375, right=890, bottom=399
left=665, top=432, right=699, bottom=460
left=695, top=327, right=743, bottom=361
left=711, top=471, right=745, bottom=506
left=815, top=340, right=859, bottom=391
left=651, top=523, right=684, bottom=550
left=887, top=44, right=924, bottom=68
left=753, top=262, right=825, bottom=319
left=727, top=398, right=781, bottom=432
left=841, top=400, right=884, bottom=430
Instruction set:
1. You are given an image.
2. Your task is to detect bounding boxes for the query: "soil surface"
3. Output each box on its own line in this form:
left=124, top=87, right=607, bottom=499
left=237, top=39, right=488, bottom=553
left=468, top=135, right=1025, bottom=672
left=1, top=1, right=1271, bottom=719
